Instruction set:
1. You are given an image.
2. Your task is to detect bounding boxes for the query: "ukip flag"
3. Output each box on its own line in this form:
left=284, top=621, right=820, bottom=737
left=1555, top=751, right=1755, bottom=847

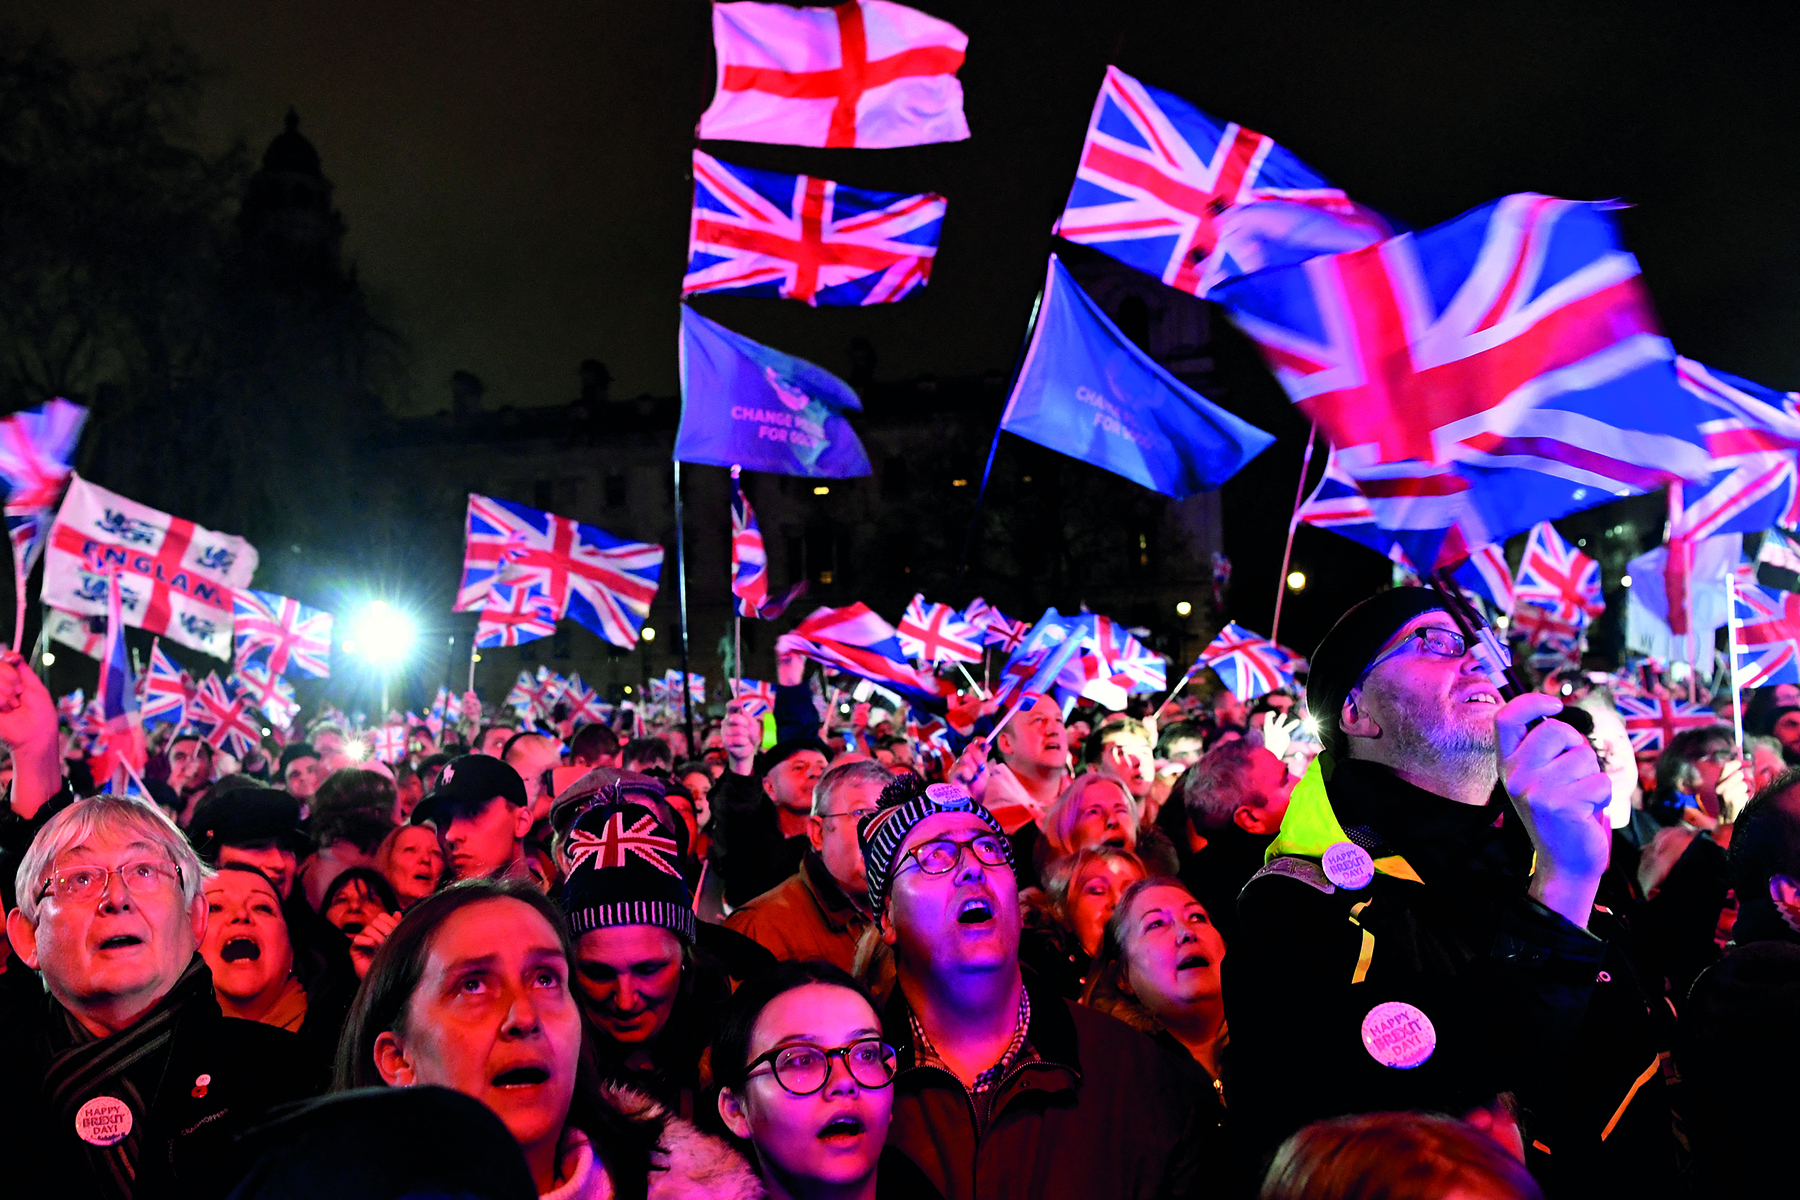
left=697, top=0, right=969, bottom=149
left=43, top=476, right=258, bottom=659
left=731, top=472, right=805, bottom=619
left=92, top=570, right=146, bottom=790
left=999, top=255, right=1274, bottom=499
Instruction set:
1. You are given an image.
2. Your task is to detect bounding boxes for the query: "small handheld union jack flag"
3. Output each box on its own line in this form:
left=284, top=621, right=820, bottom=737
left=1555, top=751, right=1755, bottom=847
left=0, top=399, right=85, bottom=645
left=140, top=641, right=191, bottom=729
left=56, top=689, right=86, bottom=726
left=189, top=673, right=262, bottom=760
left=372, top=723, right=407, bottom=764
left=980, top=609, right=1031, bottom=654
left=507, top=670, right=548, bottom=715
left=1734, top=581, right=1800, bottom=688
left=1514, top=523, right=1604, bottom=628
left=731, top=470, right=806, bottom=619
left=1195, top=622, right=1297, bottom=702
left=896, top=594, right=983, bottom=665
left=1615, top=694, right=1717, bottom=753
left=230, top=662, right=298, bottom=730
left=233, top=589, right=333, bottom=679
left=731, top=677, right=777, bottom=719
left=563, top=675, right=613, bottom=725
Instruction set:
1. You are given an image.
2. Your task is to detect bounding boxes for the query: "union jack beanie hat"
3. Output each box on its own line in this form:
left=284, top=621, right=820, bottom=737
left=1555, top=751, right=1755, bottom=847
left=858, top=777, right=1012, bottom=916
left=558, top=799, right=697, bottom=944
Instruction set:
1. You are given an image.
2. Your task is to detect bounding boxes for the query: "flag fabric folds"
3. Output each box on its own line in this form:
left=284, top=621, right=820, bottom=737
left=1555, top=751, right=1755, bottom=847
left=1672, top=357, right=1800, bottom=539
left=1216, top=194, right=1718, bottom=568
left=1615, top=694, right=1716, bottom=753
left=92, top=571, right=146, bottom=789
left=697, top=0, right=969, bottom=149
left=1053, top=66, right=1381, bottom=298
left=45, top=607, right=105, bottom=659
left=1757, top=527, right=1800, bottom=592
left=1513, top=522, right=1604, bottom=626
left=1000, top=255, right=1275, bottom=499
left=676, top=306, right=873, bottom=478
left=1196, top=622, right=1298, bottom=702
left=1624, top=535, right=1737, bottom=680
left=231, top=662, right=298, bottom=730
left=0, top=397, right=85, bottom=595
left=233, top=589, right=333, bottom=679
left=686, top=150, right=944, bottom=306
left=776, top=603, right=945, bottom=705
left=141, top=641, right=191, bottom=729
left=454, top=493, right=663, bottom=650
left=731, top=678, right=777, bottom=718
left=475, top=578, right=560, bottom=648
left=731, top=473, right=806, bottom=618
left=44, top=475, right=258, bottom=659
left=189, top=673, right=262, bottom=760
left=1734, top=581, right=1800, bottom=688
left=896, top=594, right=983, bottom=664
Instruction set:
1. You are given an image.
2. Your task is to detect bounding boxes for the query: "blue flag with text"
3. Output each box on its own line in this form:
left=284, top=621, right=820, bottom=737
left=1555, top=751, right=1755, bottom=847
left=1000, top=256, right=1274, bottom=498
left=676, top=305, right=872, bottom=478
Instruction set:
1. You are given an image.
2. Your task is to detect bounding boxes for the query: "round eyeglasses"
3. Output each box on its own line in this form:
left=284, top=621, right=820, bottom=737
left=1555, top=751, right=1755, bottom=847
left=904, top=835, right=1010, bottom=876
left=37, top=860, right=184, bottom=905
left=745, top=1038, right=899, bottom=1095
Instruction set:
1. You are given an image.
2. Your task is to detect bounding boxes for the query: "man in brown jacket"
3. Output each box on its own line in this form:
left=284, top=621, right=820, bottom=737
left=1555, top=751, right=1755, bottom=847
left=724, top=758, right=887, bottom=971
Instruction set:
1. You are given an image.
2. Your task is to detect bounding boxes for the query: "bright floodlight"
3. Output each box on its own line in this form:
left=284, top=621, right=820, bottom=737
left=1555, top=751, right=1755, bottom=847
left=349, top=599, right=415, bottom=666
left=1175, top=600, right=1192, bottom=617
left=641, top=626, right=656, bottom=642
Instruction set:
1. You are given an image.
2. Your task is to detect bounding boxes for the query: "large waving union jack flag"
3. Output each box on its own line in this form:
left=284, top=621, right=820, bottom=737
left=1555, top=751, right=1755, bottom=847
left=1734, top=582, right=1800, bottom=688
left=777, top=603, right=947, bottom=706
left=475, top=579, right=558, bottom=648
left=233, top=589, right=333, bottom=679
left=455, top=494, right=663, bottom=650
left=1614, top=693, right=1717, bottom=753
left=1216, top=195, right=1718, bottom=568
left=1196, top=622, right=1298, bottom=702
left=1674, top=357, right=1800, bottom=538
left=230, top=661, right=298, bottom=730
left=0, top=398, right=85, bottom=589
left=896, top=594, right=983, bottom=664
left=1052, top=66, right=1380, bottom=298
left=189, top=673, right=262, bottom=760
left=686, top=151, right=944, bottom=306
left=1514, top=522, right=1603, bottom=626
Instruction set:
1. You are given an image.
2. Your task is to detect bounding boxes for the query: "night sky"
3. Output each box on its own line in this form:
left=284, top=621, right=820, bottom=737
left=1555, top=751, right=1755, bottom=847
left=17, top=1, right=1800, bottom=650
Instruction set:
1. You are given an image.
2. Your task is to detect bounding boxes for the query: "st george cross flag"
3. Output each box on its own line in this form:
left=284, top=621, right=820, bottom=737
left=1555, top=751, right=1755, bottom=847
left=1514, top=522, right=1603, bottom=626
left=1053, top=66, right=1383, bottom=298
left=686, top=150, right=944, bottom=306
left=677, top=306, right=873, bottom=478
left=233, top=589, right=332, bottom=679
left=0, top=397, right=85, bottom=593
left=697, top=0, right=968, bottom=149
left=1000, top=255, right=1274, bottom=499
left=777, top=603, right=946, bottom=705
left=454, top=494, right=663, bottom=650
left=1215, top=194, right=1717, bottom=569
left=896, top=594, right=983, bottom=664
left=44, top=606, right=105, bottom=659
left=1615, top=693, right=1716, bottom=753
left=475, top=578, right=559, bottom=648
left=1734, top=581, right=1800, bottom=688
left=1195, top=622, right=1298, bottom=702
left=140, top=641, right=191, bottom=729
left=731, top=472, right=805, bottom=618
left=44, top=476, right=258, bottom=659
left=92, top=570, right=147, bottom=789
left=731, top=677, right=777, bottom=718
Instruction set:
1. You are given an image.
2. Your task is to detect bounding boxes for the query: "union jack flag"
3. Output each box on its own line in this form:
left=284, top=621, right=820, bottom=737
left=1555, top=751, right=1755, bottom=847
left=1515, top=522, right=1604, bottom=627
left=896, top=594, right=983, bottom=664
left=1052, top=66, right=1376, bottom=299
left=1296, top=446, right=1502, bottom=583
left=731, top=472, right=805, bottom=618
left=685, top=150, right=944, bottom=306
left=1674, top=357, right=1800, bottom=537
left=1615, top=693, right=1717, bottom=753
left=455, top=494, right=663, bottom=650
left=777, top=603, right=947, bottom=706
left=731, top=677, right=777, bottom=719
left=1211, top=551, right=1232, bottom=611
left=233, top=589, right=333, bottom=679
left=0, top=398, right=85, bottom=589
left=1508, top=600, right=1583, bottom=650
left=538, top=666, right=573, bottom=714
left=140, top=641, right=191, bottom=729
left=1090, top=615, right=1168, bottom=693
left=475, top=578, right=558, bottom=648
left=372, top=722, right=407, bottom=764
left=992, top=610, right=1112, bottom=710
left=1217, top=194, right=1718, bottom=570
left=189, top=673, right=262, bottom=760
left=562, top=810, right=681, bottom=878
left=426, top=687, right=449, bottom=738
left=1734, top=581, right=1800, bottom=688
left=230, top=661, right=298, bottom=730
left=564, top=674, right=613, bottom=725
left=980, top=608, right=1031, bottom=653
left=1195, top=622, right=1297, bottom=702
left=1455, top=544, right=1516, bottom=619
left=55, top=689, right=85, bottom=725
left=663, top=670, right=705, bottom=706
left=507, top=670, right=549, bottom=715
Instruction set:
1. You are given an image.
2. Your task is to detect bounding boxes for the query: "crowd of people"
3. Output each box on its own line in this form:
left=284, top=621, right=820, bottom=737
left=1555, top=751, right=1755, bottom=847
left=1, top=585, right=1793, bottom=1198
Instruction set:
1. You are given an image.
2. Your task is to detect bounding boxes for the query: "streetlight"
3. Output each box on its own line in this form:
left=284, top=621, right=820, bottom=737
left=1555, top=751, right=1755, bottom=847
left=1286, top=571, right=1307, bottom=591
left=1175, top=601, right=1192, bottom=617
left=348, top=599, right=417, bottom=715
left=41, top=650, right=55, bottom=666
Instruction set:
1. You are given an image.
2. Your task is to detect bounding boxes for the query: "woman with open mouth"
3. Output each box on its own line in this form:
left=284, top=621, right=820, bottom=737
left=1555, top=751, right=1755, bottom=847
left=378, top=822, right=446, bottom=909
left=714, top=960, right=942, bottom=1200
left=334, top=877, right=759, bottom=1199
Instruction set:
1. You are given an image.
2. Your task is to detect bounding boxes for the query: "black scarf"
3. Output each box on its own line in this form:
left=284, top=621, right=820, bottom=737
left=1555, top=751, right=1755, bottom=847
left=43, top=954, right=215, bottom=1200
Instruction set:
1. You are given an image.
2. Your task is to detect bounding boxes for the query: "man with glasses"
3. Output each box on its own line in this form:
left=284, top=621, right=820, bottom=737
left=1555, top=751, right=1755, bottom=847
left=858, top=775, right=1207, bottom=1200
left=726, top=758, right=889, bottom=972
left=1227, top=587, right=1673, bottom=1195
left=2, top=792, right=310, bottom=1199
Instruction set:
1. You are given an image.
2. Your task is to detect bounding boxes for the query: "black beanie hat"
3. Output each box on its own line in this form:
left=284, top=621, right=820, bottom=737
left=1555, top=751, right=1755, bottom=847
left=558, top=798, right=696, bottom=944
left=1307, top=587, right=1447, bottom=758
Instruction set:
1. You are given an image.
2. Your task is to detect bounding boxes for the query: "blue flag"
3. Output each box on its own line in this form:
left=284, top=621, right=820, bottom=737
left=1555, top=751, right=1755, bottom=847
left=1000, top=256, right=1274, bottom=498
left=676, top=305, right=872, bottom=478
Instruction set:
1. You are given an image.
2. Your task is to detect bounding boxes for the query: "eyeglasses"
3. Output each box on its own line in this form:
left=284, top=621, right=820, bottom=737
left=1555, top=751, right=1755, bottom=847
left=745, top=1038, right=898, bottom=1096
left=37, top=860, right=184, bottom=905
left=816, top=808, right=879, bottom=824
left=1364, top=626, right=1474, bottom=675
left=903, top=835, right=1010, bottom=876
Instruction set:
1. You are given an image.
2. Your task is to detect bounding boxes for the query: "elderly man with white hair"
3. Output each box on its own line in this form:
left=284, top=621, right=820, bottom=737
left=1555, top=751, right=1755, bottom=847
left=0, top=653, right=308, bottom=1200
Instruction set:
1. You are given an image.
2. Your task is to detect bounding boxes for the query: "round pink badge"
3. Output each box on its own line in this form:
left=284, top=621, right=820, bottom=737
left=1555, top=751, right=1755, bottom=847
left=1360, top=1001, right=1437, bottom=1070
left=1321, top=841, right=1375, bottom=891
left=75, top=1096, right=133, bottom=1146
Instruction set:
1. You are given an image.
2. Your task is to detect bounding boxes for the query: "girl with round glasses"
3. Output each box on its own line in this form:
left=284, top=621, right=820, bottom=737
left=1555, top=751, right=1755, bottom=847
left=714, top=961, right=942, bottom=1200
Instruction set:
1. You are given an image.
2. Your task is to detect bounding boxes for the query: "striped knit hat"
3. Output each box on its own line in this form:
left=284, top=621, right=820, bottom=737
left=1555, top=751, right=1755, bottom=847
left=558, top=799, right=697, bottom=944
left=857, top=778, right=1013, bottom=915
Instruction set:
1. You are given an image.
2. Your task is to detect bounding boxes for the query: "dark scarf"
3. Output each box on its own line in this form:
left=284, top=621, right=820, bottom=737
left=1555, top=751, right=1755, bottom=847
left=43, top=954, right=216, bottom=1200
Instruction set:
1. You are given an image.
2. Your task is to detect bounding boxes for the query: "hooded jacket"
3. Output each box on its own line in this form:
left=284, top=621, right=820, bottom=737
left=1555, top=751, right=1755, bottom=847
left=1226, top=757, right=1676, bottom=1196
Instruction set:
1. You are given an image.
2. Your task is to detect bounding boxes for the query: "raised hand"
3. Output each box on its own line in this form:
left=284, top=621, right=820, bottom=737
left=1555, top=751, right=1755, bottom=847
left=719, top=700, right=761, bottom=776
left=0, top=650, right=63, bottom=819
left=1497, top=693, right=1611, bottom=929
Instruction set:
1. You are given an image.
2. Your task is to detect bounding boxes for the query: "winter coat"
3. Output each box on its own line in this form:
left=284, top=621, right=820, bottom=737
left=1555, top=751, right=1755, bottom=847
left=1226, top=758, right=1677, bottom=1197
left=723, top=847, right=873, bottom=973
left=709, top=770, right=807, bottom=909
left=883, top=969, right=1212, bottom=1200
left=541, top=1084, right=762, bottom=1200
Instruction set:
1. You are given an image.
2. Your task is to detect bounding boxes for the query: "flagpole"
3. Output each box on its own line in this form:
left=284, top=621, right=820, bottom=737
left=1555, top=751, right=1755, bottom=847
left=1151, top=661, right=1203, bottom=724
left=957, top=286, right=1045, bottom=585
left=954, top=661, right=987, bottom=700
left=1726, top=570, right=1745, bottom=757
left=12, top=554, right=26, bottom=653
left=673, top=460, right=695, bottom=755
left=466, top=633, right=477, bottom=694
left=730, top=466, right=743, bottom=704
left=1269, top=422, right=1318, bottom=647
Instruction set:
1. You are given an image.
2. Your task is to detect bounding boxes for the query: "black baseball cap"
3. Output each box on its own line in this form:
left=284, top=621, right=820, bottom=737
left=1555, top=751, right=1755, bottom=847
left=188, top=788, right=310, bottom=856
left=412, top=754, right=528, bottom=827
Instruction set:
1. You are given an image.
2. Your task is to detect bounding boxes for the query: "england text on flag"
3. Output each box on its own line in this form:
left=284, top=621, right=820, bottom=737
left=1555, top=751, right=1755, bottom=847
left=686, top=151, right=944, bottom=307
left=1216, top=194, right=1718, bottom=568
left=45, top=607, right=106, bottom=660
left=44, top=475, right=258, bottom=659
left=1053, top=66, right=1380, bottom=298
left=697, top=0, right=969, bottom=149
left=234, top=589, right=333, bottom=679
left=454, top=493, right=663, bottom=650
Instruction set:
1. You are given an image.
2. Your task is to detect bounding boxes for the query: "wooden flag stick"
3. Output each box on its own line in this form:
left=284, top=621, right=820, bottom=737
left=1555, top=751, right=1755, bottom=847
left=1269, top=422, right=1318, bottom=648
